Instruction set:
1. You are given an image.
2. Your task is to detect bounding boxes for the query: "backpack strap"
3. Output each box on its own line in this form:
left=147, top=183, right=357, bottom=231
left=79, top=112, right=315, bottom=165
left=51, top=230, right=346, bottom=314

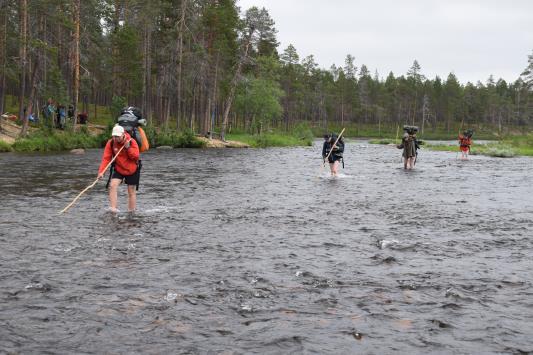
left=105, top=139, right=116, bottom=189
left=135, top=160, right=142, bottom=191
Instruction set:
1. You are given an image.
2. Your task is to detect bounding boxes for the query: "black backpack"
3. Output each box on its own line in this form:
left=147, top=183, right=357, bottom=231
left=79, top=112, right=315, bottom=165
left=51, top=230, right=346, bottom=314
left=117, top=106, right=144, bottom=148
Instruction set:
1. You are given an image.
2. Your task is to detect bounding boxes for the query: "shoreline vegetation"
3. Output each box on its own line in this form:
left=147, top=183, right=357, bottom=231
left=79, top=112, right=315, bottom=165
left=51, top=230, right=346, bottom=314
left=0, top=116, right=316, bottom=152
left=2, top=114, right=533, bottom=157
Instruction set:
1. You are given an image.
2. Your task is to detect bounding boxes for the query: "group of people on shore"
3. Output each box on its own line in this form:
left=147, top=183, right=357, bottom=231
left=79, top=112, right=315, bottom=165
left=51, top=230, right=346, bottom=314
left=41, top=98, right=88, bottom=129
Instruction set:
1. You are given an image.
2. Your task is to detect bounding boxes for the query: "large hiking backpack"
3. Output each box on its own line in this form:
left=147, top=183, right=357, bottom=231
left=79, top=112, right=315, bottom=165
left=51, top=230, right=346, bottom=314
left=117, top=106, right=149, bottom=152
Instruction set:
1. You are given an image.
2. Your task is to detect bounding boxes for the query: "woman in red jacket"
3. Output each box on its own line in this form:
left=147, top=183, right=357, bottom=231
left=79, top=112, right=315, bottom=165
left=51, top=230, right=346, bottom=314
left=458, top=130, right=473, bottom=160
left=97, top=125, right=140, bottom=212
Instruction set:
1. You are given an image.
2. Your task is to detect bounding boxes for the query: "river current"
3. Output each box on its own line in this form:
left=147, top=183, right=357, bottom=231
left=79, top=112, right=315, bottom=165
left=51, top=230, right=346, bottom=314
left=1, top=141, right=532, bottom=354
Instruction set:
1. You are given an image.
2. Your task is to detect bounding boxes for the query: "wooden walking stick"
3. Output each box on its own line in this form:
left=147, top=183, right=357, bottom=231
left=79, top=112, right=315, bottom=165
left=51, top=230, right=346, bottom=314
left=59, top=139, right=130, bottom=214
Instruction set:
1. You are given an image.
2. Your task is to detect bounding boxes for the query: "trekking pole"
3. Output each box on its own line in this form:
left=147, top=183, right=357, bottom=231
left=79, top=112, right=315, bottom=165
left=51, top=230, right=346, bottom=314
left=58, top=139, right=131, bottom=214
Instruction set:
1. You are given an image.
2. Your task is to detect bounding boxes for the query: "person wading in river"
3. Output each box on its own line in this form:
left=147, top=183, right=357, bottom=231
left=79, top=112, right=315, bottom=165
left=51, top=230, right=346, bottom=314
left=97, top=125, right=140, bottom=212
left=458, top=129, right=473, bottom=160
left=397, top=125, right=420, bottom=170
left=322, top=133, right=345, bottom=176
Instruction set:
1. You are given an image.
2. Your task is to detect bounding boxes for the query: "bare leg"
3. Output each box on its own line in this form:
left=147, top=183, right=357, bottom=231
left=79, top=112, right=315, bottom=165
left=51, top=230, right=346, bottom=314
left=406, top=157, right=414, bottom=169
left=108, top=178, right=121, bottom=212
left=127, top=185, right=137, bottom=212
left=329, top=161, right=340, bottom=176
left=403, top=157, right=408, bottom=169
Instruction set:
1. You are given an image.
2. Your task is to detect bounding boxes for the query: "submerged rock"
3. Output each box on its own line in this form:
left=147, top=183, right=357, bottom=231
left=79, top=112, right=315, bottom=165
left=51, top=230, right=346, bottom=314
left=70, top=148, right=85, bottom=154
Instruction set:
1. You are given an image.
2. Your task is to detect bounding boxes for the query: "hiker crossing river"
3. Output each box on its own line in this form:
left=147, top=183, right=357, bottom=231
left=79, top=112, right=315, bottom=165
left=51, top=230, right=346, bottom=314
left=1, top=140, right=533, bottom=354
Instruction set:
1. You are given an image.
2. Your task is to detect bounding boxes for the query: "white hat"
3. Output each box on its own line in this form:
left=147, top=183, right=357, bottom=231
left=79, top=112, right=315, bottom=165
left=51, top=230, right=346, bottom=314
left=111, top=125, right=124, bottom=137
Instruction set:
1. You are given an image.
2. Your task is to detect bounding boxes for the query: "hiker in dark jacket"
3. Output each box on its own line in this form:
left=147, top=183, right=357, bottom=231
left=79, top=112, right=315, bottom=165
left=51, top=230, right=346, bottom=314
left=322, top=133, right=345, bottom=176
left=397, top=126, right=419, bottom=169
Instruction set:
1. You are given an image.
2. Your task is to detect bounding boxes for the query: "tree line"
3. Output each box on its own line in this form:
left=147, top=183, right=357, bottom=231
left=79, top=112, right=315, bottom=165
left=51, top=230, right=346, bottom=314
left=0, top=0, right=532, bottom=138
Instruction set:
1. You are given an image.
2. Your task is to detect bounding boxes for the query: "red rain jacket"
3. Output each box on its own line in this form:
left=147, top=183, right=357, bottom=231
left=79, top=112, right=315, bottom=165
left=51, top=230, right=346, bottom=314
left=458, top=135, right=472, bottom=152
left=98, top=132, right=139, bottom=176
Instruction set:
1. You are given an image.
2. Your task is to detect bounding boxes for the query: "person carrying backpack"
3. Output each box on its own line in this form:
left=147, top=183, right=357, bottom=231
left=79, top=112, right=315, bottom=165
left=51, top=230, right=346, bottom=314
left=97, top=125, right=140, bottom=213
left=322, top=133, right=345, bottom=176
left=397, top=125, right=420, bottom=169
left=458, top=129, right=473, bottom=160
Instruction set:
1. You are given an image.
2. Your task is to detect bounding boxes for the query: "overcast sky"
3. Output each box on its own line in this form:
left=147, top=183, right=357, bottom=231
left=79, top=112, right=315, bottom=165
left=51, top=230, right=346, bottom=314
left=237, top=0, right=532, bottom=84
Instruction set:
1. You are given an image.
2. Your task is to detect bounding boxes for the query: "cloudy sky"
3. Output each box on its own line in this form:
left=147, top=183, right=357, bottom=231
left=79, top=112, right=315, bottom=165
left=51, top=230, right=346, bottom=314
left=237, top=0, right=532, bottom=84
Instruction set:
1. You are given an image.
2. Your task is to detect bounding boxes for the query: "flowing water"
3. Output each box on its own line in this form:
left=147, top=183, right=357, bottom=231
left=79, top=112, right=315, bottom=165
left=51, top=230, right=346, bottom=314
left=1, top=141, right=532, bottom=354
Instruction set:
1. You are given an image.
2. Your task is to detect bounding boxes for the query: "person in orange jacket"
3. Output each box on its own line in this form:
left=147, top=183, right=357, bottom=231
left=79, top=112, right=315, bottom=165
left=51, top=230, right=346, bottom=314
left=458, top=129, right=473, bottom=160
left=97, top=125, right=140, bottom=212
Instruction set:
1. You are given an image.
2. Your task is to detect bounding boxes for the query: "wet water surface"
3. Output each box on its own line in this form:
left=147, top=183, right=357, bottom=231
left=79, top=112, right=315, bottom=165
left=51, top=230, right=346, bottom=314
left=1, top=141, right=533, bottom=354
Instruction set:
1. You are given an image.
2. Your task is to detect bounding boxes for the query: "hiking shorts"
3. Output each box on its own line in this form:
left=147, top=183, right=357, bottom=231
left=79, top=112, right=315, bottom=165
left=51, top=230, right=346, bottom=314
left=111, top=168, right=140, bottom=186
left=328, top=155, right=343, bottom=164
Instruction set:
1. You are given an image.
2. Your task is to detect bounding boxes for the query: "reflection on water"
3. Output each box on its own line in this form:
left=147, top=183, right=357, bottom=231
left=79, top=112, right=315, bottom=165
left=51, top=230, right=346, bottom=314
left=1, top=142, right=533, bottom=354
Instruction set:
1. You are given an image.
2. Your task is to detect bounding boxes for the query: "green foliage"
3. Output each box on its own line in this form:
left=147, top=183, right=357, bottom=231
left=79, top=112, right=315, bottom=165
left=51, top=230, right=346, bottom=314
left=153, top=129, right=205, bottom=148
left=369, top=139, right=394, bottom=145
left=226, top=131, right=311, bottom=148
left=235, top=76, right=284, bottom=133
left=12, top=130, right=102, bottom=152
left=290, top=122, right=314, bottom=145
left=477, top=145, right=516, bottom=158
left=0, top=140, right=13, bottom=152
left=110, top=96, right=127, bottom=120
left=111, top=25, right=143, bottom=98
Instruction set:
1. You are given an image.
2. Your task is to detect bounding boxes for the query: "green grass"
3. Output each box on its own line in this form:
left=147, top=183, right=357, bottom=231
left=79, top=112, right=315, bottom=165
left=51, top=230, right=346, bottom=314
left=368, top=138, right=396, bottom=145
left=11, top=129, right=108, bottom=152
left=150, top=129, right=205, bottom=148
left=226, top=132, right=313, bottom=148
left=226, top=123, right=314, bottom=148
left=424, top=143, right=518, bottom=158
left=0, top=140, right=13, bottom=152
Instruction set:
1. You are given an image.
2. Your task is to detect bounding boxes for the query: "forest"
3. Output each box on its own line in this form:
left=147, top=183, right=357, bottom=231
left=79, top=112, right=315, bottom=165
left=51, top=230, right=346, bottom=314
left=1, top=0, right=532, bottom=140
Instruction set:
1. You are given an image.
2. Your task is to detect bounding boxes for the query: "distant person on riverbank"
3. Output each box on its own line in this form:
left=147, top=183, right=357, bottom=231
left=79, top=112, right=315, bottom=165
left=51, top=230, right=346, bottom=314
left=97, top=125, right=141, bottom=213
left=322, top=133, right=345, bottom=176
left=397, top=125, right=420, bottom=169
left=57, top=104, right=66, bottom=129
left=68, top=105, right=74, bottom=123
left=458, top=129, right=473, bottom=159
left=41, top=99, right=55, bottom=128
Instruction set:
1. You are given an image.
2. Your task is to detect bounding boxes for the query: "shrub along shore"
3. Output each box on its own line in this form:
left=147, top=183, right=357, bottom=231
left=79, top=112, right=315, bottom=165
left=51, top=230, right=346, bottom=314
left=1, top=117, right=532, bottom=157
left=0, top=122, right=315, bottom=153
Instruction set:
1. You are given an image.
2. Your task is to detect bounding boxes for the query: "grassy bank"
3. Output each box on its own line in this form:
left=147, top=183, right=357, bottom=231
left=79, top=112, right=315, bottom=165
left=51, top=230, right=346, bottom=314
left=3, top=124, right=315, bottom=152
left=12, top=128, right=108, bottom=152
left=226, top=132, right=313, bottom=148
left=0, top=140, right=13, bottom=152
left=226, top=124, right=314, bottom=148
left=147, top=129, right=205, bottom=148
left=7, top=127, right=208, bottom=152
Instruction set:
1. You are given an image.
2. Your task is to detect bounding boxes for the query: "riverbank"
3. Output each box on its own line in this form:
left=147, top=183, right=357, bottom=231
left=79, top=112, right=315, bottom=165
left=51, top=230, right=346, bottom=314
left=0, top=117, right=314, bottom=152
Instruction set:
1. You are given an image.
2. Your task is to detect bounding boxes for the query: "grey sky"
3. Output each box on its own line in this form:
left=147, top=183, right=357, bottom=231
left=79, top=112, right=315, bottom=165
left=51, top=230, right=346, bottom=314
left=237, top=0, right=533, bottom=84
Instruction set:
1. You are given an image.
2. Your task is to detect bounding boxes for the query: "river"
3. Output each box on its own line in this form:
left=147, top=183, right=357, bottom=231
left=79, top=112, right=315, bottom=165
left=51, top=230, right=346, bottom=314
left=1, top=141, right=532, bottom=354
